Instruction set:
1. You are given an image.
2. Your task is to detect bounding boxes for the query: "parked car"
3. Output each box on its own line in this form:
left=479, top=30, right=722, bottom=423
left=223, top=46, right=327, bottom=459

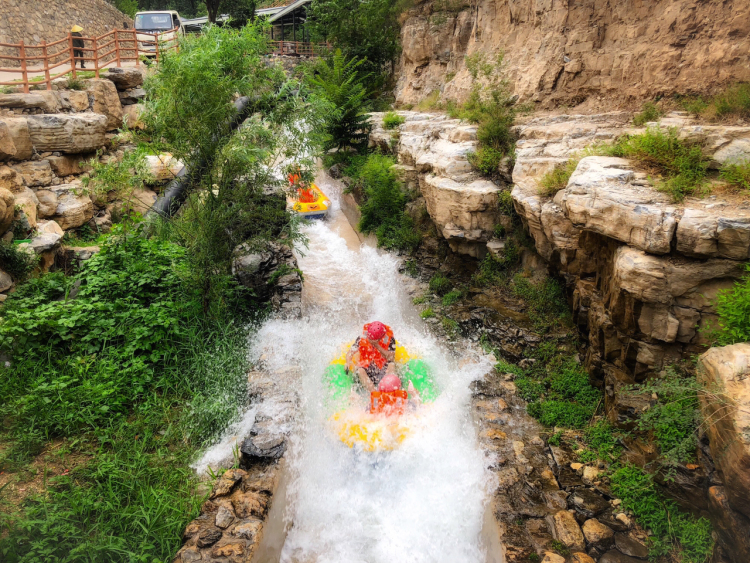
left=134, top=11, right=184, bottom=56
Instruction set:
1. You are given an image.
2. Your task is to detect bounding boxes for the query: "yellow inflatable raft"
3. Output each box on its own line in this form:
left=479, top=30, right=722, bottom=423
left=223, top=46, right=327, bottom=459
left=288, top=183, right=329, bottom=219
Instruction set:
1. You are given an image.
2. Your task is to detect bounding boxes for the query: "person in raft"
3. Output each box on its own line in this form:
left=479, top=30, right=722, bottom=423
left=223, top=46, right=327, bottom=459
left=345, top=321, right=397, bottom=392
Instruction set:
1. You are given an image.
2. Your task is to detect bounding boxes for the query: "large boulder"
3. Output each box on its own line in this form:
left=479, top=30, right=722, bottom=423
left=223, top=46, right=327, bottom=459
left=53, top=192, right=94, bottom=230
left=0, top=166, right=23, bottom=192
left=13, top=187, right=39, bottom=229
left=57, top=90, right=90, bottom=113
left=11, top=160, right=53, bottom=187
left=145, top=153, right=184, bottom=182
left=26, top=113, right=107, bottom=154
left=699, top=344, right=750, bottom=519
left=122, top=104, right=146, bottom=130
left=0, top=187, right=14, bottom=234
left=0, top=92, right=59, bottom=112
left=102, top=67, right=145, bottom=90
left=36, top=190, right=58, bottom=218
left=47, top=154, right=92, bottom=177
left=85, top=79, right=124, bottom=131
left=0, top=117, right=32, bottom=161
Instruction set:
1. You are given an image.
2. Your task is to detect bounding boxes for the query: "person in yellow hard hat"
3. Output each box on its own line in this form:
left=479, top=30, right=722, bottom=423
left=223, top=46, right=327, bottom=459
left=71, top=25, right=85, bottom=69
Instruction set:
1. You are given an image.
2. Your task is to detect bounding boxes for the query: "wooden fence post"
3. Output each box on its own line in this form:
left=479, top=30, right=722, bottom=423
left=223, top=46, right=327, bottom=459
left=155, top=33, right=159, bottom=64
left=115, top=31, right=121, bottom=67
left=69, top=33, right=77, bottom=79
left=19, top=40, right=29, bottom=94
left=133, top=29, right=140, bottom=66
left=41, top=40, right=51, bottom=90
left=93, top=35, right=99, bottom=77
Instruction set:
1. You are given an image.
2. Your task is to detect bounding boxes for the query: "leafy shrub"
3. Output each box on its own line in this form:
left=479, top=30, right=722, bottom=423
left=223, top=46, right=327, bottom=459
left=609, top=127, right=709, bottom=201
left=467, top=146, right=505, bottom=176
left=417, top=90, right=442, bottom=111
left=356, top=153, right=420, bottom=251
left=538, top=158, right=579, bottom=197
left=712, top=83, right=750, bottom=119
left=441, top=317, right=460, bottom=336
left=382, top=111, right=405, bottom=130
left=66, top=77, right=86, bottom=91
left=720, top=160, right=750, bottom=190
left=626, top=366, right=700, bottom=468
left=0, top=241, right=37, bottom=282
left=711, top=263, right=750, bottom=345
left=441, top=289, right=462, bottom=306
left=512, top=274, right=571, bottom=332
left=428, top=272, right=452, bottom=296
left=633, top=101, right=663, bottom=126
left=80, top=147, right=154, bottom=205
left=307, top=49, right=372, bottom=152
left=577, top=421, right=622, bottom=463
left=610, top=466, right=714, bottom=562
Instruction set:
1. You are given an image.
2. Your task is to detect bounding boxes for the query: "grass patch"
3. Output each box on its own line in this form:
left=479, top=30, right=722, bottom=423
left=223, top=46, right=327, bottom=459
left=382, top=111, right=405, bottom=130
left=709, top=263, right=750, bottom=345
left=441, top=316, right=460, bottom=337
left=467, top=146, right=505, bottom=176
left=538, top=158, right=579, bottom=197
left=576, top=421, right=623, bottom=464
left=610, top=466, right=714, bottom=562
left=417, top=90, right=442, bottom=111
left=428, top=272, right=452, bottom=296
left=412, top=294, right=429, bottom=305
left=420, top=307, right=435, bottom=319
left=441, top=289, right=462, bottom=306
left=633, top=101, right=664, bottom=126
left=679, top=83, right=750, bottom=121
left=719, top=160, right=750, bottom=190
left=608, top=127, right=710, bottom=201
left=512, top=274, right=571, bottom=332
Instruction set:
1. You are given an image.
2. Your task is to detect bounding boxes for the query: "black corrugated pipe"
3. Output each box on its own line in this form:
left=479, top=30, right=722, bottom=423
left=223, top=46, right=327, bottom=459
left=149, top=96, right=252, bottom=218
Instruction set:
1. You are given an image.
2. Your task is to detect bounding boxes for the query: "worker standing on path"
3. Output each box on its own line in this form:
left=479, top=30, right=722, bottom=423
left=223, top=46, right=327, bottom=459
left=71, top=25, right=85, bottom=69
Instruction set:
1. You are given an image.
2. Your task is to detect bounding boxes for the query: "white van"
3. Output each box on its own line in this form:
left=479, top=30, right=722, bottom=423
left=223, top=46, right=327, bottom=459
left=134, top=11, right=185, bottom=56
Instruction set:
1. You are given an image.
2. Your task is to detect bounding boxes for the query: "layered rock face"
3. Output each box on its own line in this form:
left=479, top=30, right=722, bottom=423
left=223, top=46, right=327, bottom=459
left=510, top=114, right=750, bottom=398
left=369, top=111, right=505, bottom=257
left=395, top=0, right=750, bottom=108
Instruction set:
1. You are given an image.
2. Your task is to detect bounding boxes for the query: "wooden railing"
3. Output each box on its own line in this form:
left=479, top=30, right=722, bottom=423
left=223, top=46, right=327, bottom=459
left=0, top=28, right=179, bottom=93
left=268, top=40, right=331, bottom=57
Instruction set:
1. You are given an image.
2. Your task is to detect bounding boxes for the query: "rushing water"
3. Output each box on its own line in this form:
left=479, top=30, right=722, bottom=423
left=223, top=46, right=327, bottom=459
left=242, top=171, right=498, bottom=563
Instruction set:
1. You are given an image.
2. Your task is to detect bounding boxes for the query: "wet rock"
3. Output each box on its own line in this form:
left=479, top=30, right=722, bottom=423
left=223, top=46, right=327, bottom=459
left=231, top=518, right=263, bottom=541
left=570, top=553, right=596, bottom=563
left=614, top=532, right=648, bottom=559
left=599, top=550, right=645, bottom=563
left=210, top=540, right=246, bottom=557
left=210, top=468, right=245, bottom=499
left=231, top=490, right=268, bottom=520
left=196, top=526, right=222, bottom=547
left=551, top=510, right=585, bottom=551
left=240, top=433, right=286, bottom=466
left=214, top=506, right=235, bottom=529
left=582, top=518, right=614, bottom=550
left=569, top=488, right=610, bottom=518
left=597, top=509, right=631, bottom=532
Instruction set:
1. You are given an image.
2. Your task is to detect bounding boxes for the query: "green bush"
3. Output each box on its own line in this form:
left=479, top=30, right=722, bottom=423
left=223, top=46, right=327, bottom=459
left=0, top=241, right=37, bottom=282
left=428, top=272, right=452, bottom=296
left=711, top=264, right=750, bottom=345
left=356, top=153, right=420, bottom=251
left=609, top=127, right=709, bottom=201
left=610, top=466, right=714, bottom=562
left=383, top=111, right=405, bottom=130
left=512, top=274, right=571, bottom=332
left=577, top=421, right=622, bottom=463
left=633, top=101, right=663, bottom=126
left=467, top=146, right=505, bottom=176
left=441, top=289, right=462, bottom=306
left=307, top=49, right=372, bottom=152
left=720, top=160, right=750, bottom=190
left=538, top=158, right=579, bottom=197
left=712, top=83, right=750, bottom=119
left=420, top=307, right=435, bottom=319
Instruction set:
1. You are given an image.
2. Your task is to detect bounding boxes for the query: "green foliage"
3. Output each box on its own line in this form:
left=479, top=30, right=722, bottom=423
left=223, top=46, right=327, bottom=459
left=680, top=83, right=750, bottom=120
left=428, top=272, right=452, bottom=296
left=467, top=146, right=505, bottom=176
left=577, top=421, right=622, bottom=464
left=720, top=160, right=750, bottom=190
left=0, top=242, right=37, bottom=282
left=66, top=77, right=86, bottom=91
left=472, top=242, right=520, bottom=286
left=80, top=147, right=154, bottom=207
left=441, top=289, right=462, bottom=306
left=403, top=259, right=418, bottom=277
left=417, top=90, right=441, bottom=111
left=114, top=0, right=139, bottom=17
left=355, top=153, right=420, bottom=251
left=382, top=111, right=405, bottom=130
left=512, top=274, right=571, bottom=332
left=550, top=540, right=570, bottom=556
left=711, top=264, right=750, bottom=345
left=609, top=127, right=709, bottom=201
left=610, top=466, right=714, bottom=562
left=633, top=101, right=664, bottom=126
left=625, top=366, right=701, bottom=468
left=497, top=189, right=514, bottom=216
left=306, top=49, right=372, bottom=152
left=538, top=158, right=579, bottom=197
left=441, top=316, right=460, bottom=336
left=420, top=307, right=435, bottom=319
left=412, top=294, right=429, bottom=305
left=306, top=0, right=403, bottom=85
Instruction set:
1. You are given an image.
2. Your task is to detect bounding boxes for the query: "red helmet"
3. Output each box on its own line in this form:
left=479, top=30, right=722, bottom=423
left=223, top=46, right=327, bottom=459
left=378, top=373, right=402, bottom=392
left=366, top=321, right=386, bottom=340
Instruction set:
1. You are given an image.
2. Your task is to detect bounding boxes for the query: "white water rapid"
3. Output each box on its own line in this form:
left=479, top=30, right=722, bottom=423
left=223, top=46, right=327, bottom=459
left=243, top=171, right=499, bottom=563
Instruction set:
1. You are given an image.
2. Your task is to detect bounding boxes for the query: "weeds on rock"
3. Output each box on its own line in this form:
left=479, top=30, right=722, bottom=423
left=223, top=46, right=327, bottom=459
left=428, top=272, right=452, bottom=296
left=537, top=157, right=580, bottom=197
left=679, top=83, right=750, bottom=121
left=512, top=274, right=571, bottom=332
left=632, top=101, right=664, bottom=126
left=441, top=289, right=462, bottom=306
left=708, top=263, right=750, bottom=345
left=719, top=159, right=750, bottom=190
left=0, top=241, right=38, bottom=282
left=610, top=466, right=714, bottom=562
left=383, top=111, right=405, bottom=129
left=420, top=307, right=435, bottom=319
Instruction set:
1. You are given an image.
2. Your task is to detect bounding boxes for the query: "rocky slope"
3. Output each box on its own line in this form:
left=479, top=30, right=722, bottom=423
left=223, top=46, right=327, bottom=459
left=395, top=0, right=750, bottom=108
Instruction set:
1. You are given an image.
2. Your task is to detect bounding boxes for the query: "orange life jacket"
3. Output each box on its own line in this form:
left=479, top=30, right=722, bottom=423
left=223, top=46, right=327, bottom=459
left=357, top=323, right=395, bottom=370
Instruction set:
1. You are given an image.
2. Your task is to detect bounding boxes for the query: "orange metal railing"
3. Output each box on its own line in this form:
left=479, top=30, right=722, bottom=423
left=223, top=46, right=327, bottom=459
left=0, top=28, right=179, bottom=93
left=267, top=40, right=330, bottom=57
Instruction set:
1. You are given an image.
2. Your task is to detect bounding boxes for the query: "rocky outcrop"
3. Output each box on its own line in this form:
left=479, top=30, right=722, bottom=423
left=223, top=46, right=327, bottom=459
left=26, top=113, right=107, bottom=154
left=0, top=188, right=14, bottom=233
left=369, top=111, right=505, bottom=257
left=395, top=0, right=750, bottom=108
left=85, top=79, right=123, bottom=131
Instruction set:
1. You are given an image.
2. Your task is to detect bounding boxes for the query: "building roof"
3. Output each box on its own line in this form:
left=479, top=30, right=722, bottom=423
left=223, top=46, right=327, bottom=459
left=267, top=0, right=312, bottom=23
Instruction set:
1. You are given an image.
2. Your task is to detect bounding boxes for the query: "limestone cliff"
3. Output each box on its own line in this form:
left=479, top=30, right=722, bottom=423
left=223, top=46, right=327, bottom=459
left=395, top=0, right=750, bottom=108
